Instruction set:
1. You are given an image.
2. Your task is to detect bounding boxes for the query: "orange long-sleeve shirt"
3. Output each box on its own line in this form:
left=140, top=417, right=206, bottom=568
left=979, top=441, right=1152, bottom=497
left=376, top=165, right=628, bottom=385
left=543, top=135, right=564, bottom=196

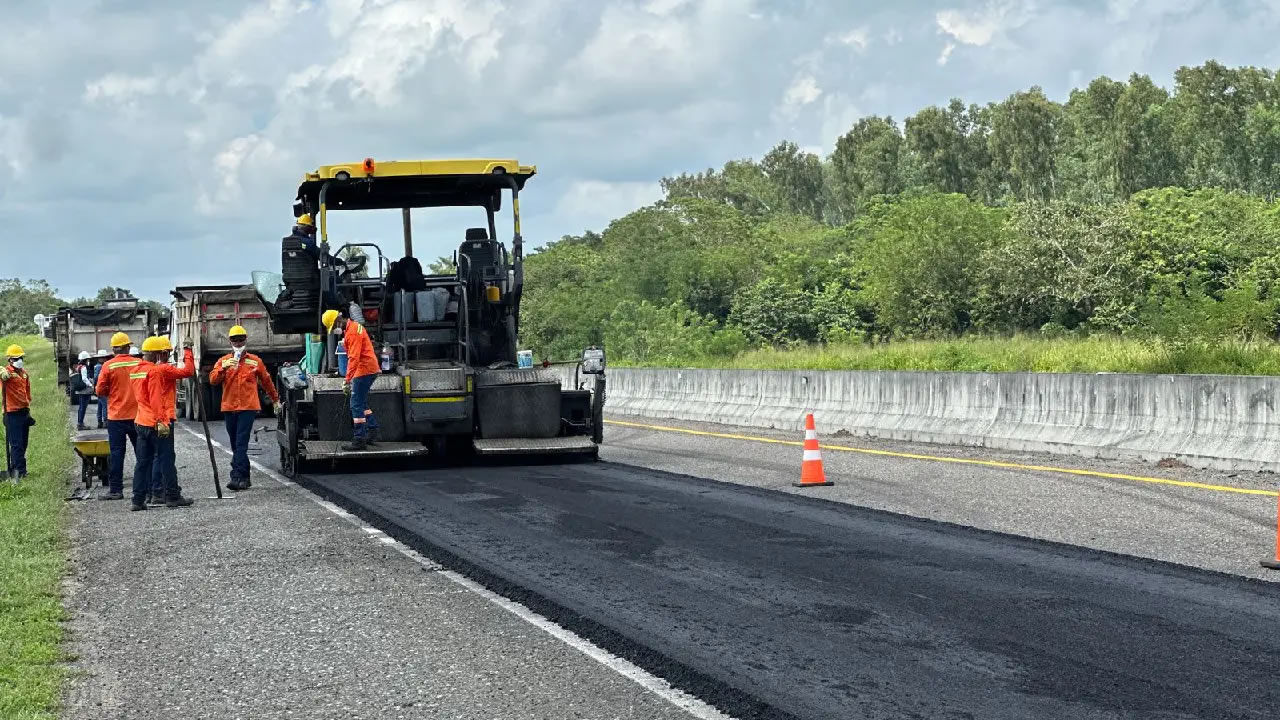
left=343, top=321, right=380, bottom=382
left=135, top=349, right=195, bottom=427
left=0, top=366, right=31, bottom=412
left=94, top=354, right=144, bottom=421
left=209, top=351, right=279, bottom=412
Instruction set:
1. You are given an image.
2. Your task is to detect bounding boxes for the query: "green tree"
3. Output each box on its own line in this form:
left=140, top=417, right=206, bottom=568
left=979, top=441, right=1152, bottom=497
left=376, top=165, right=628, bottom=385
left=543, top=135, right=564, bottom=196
left=988, top=87, right=1062, bottom=202
left=829, top=116, right=907, bottom=220
left=855, top=194, right=1006, bottom=336
left=905, top=99, right=993, bottom=199
left=760, top=141, right=826, bottom=221
left=0, top=279, right=64, bottom=335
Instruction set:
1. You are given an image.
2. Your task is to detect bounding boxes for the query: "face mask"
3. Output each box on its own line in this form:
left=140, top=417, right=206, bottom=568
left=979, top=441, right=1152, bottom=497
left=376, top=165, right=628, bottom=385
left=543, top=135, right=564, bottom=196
left=11, top=359, right=23, bottom=369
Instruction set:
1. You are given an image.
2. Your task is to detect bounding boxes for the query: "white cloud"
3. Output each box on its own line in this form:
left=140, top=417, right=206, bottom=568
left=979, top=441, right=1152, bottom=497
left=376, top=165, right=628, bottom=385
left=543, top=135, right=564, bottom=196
left=936, top=0, right=1036, bottom=47
left=884, top=27, right=903, bottom=46
left=828, top=26, right=870, bottom=52
left=554, top=180, right=664, bottom=232
left=938, top=42, right=957, bottom=66
left=783, top=75, right=822, bottom=107
left=83, top=73, right=160, bottom=103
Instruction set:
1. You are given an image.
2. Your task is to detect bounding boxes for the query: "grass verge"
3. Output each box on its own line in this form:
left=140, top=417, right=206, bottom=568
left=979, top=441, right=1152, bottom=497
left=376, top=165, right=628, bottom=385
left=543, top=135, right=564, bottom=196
left=0, top=336, right=72, bottom=719
left=651, top=335, right=1280, bottom=375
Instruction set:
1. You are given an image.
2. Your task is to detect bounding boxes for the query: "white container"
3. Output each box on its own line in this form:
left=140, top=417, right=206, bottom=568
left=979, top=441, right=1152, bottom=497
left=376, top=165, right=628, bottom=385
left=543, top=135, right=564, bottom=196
left=517, top=350, right=533, bottom=368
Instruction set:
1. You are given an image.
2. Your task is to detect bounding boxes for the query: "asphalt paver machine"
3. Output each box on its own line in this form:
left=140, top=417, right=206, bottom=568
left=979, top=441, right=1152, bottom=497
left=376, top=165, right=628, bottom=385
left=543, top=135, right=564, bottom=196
left=268, top=159, right=604, bottom=474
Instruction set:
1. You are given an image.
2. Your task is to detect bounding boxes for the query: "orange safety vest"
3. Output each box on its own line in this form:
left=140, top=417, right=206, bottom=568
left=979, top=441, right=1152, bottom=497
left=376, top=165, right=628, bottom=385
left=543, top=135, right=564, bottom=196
left=209, top=351, right=279, bottom=412
left=0, top=366, right=31, bottom=412
left=135, top=350, right=196, bottom=427
left=343, top=322, right=381, bottom=381
left=94, top=354, right=143, bottom=421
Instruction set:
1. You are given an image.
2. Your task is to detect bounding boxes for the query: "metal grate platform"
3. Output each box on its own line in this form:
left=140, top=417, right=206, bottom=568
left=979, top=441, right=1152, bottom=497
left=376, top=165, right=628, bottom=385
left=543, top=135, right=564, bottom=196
left=472, top=436, right=597, bottom=455
left=300, top=440, right=429, bottom=460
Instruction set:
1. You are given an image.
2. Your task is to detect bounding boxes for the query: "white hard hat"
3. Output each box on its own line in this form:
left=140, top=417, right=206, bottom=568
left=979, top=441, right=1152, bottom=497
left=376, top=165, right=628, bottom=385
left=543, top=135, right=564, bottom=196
left=129, top=347, right=141, bottom=356
left=96, top=349, right=109, bottom=358
left=78, top=350, right=91, bottom=361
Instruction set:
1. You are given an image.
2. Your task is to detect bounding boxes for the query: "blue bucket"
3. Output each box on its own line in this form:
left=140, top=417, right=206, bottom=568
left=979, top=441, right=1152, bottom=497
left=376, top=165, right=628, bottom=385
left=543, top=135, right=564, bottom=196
left=336, top=344, right=348, bottom=376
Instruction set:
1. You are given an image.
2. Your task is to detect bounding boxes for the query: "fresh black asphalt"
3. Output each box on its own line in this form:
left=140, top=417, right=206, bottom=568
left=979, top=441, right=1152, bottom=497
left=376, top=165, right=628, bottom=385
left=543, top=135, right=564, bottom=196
left=288, top=456, right=1280, bottom=720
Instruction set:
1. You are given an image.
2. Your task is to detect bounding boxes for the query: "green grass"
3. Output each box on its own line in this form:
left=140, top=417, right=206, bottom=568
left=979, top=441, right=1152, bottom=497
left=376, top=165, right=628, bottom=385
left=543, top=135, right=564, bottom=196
left=0, top=336, right=72, bottom=719
left=650, top=335, right=1280, bottom=375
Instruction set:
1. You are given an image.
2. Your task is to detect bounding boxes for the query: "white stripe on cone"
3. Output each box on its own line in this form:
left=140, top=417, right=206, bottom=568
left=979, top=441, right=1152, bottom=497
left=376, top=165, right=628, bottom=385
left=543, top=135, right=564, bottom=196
left=803, top=449, right=823, bottom=462
left=804, top=429, right=817, bottom=440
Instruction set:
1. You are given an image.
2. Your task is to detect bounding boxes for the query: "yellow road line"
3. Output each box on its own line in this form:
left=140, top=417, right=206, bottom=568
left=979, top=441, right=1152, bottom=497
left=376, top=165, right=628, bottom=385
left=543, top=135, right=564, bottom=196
left=604, top=419, right=1279, bottom=497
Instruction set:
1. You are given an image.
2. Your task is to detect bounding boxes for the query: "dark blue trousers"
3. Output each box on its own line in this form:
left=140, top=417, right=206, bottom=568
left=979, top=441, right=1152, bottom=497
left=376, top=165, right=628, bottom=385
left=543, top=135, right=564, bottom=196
left=4, top=409, right=30, bottom=477
left=106, top=419, right=136, bottom=494
left=223, top=410, right=256, bottom=480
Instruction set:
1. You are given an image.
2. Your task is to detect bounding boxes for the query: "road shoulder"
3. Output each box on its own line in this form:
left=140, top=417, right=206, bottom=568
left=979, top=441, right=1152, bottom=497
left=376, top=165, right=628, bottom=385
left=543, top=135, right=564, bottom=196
left=60, top=422, right=701, bottom=720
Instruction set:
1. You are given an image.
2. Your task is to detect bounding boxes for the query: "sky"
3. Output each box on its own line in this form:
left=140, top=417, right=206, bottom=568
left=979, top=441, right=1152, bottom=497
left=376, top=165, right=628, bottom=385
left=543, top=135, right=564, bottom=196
left=3, top=0, right=1280, bottom=304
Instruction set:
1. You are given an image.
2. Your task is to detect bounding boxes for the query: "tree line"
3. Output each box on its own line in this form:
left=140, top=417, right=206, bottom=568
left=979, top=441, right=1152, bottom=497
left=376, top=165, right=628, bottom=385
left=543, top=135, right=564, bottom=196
left=0, top=282, right=167, bottom=335
left=520, top=60, right=1280, bottom=364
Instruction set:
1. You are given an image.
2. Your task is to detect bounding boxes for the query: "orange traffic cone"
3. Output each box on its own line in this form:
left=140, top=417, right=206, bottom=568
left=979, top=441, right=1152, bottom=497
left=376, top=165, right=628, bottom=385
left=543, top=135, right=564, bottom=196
left=794, top=413, right=833, bottom=487
left=1263, top=494, right=1280, bottom=571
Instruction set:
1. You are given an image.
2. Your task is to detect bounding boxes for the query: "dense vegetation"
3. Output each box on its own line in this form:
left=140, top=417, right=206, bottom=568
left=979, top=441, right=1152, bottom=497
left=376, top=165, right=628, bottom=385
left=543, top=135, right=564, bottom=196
left=521, top=61, right=1280, bottom=372
left=0, top=283, right=166, bottom=336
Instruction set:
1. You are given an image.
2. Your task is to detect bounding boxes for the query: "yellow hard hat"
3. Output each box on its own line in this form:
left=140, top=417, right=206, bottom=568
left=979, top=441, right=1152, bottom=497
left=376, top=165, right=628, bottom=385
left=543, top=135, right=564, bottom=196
left=296, top=213, right=314, bottom=227
left=4, top=344, right=24, bottom=358
left=110, top=332, right=131, bottom=347
left=322, top=309, right=340, bottom=332
left=140, top=336, right=173, bottom=353
left=228, top=325, right=248, bottom=338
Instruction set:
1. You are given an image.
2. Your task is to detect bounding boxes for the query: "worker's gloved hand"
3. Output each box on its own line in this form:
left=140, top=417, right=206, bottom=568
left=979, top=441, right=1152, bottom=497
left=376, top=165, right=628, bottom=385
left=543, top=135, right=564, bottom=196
left=272, top=402, right=283, bottom=415
left=156, top=422, right=170, bottom=438
left=182, top=338, right=194, bottom=349
left=342, top=381, right=352, bottom=397
left=224, top=356, right=239, bottom=369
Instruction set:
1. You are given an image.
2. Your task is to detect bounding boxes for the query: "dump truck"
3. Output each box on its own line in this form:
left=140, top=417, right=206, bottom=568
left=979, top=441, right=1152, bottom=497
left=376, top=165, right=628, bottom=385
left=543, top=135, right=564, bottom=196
left=266, top=158, right=605, bottom=474
left=170, top=284, right=307, bottom=420
left=53, top=298, right=155, bottom=396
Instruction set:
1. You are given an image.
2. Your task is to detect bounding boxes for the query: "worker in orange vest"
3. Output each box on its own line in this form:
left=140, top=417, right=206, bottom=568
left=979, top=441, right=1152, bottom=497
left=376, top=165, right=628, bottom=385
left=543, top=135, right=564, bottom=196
left=322, top=309, right=381, bottom=451
left=1, top=344, right=32, bottom=480
left=209, top=325, right=281, bottom=491
left=93, top=332, right=142, bottom=500
left=131, top=336, right=196, bottom=511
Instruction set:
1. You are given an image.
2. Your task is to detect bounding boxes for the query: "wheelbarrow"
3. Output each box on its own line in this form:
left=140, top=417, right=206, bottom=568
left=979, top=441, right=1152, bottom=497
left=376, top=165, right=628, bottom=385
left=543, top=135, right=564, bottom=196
left=70, top=430, right=110, bottom=500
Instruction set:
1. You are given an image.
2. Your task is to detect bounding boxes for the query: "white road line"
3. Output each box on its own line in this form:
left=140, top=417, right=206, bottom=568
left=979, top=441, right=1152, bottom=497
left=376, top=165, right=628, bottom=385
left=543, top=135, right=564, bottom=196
left=179, top=424, right=734, bottom=720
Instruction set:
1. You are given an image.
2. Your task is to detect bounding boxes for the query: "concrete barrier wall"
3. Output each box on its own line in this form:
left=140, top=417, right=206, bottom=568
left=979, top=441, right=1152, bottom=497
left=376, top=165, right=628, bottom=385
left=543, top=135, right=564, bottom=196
left=561, top=367, right=1280, bottom=473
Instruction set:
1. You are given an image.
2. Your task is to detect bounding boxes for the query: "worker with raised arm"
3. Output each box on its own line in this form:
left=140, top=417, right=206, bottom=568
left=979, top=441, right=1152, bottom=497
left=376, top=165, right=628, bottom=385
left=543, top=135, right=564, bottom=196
left=209, top=325, right=281, bottom=491
left=131, top=336, right=196, bottom=511
left=1, top=345, right=32, bottom=480
left=93, top=332, right=141, bottom=500
left=322, top=309, right=380, bottom=451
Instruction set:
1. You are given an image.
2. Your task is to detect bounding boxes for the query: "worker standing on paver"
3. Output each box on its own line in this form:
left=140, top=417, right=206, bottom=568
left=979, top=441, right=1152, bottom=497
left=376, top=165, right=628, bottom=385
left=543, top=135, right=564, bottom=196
left=93, top=332, right=141, bottom=501
left=209, top=325, right=281, bottom=491
left=131, top=336, right=196, bottom=511
left=1, top=344, right=32, bottom=480
left=322, top=309, right=380, bottom=452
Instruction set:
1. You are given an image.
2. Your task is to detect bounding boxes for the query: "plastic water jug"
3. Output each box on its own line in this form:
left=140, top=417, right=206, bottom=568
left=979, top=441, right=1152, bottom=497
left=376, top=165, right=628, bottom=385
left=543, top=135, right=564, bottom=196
left=517, top=350, right=533, bottom=368
left=336, top=344, right=348, bottom=376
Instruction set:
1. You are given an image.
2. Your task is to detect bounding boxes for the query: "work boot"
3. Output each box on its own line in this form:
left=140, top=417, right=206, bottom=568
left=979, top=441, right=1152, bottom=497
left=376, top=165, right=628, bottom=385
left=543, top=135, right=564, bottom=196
left=165, top=495, right=195, bottom=508
left=225, top=479, right=243, bottom=491
left=147, top=493, right=165, bottom=505
left=97, top=489, right=124, bottom=501
left=96, top=421, right=105, bottom=429
left=130, top=501, right=147, bottom=511
left=77, top=423, right=88, bottom=431
left=241, top=477, right=252, bottom=489
left=366, top=428, right=381, bottom=446
left=341, top=436, right=369, bottom=452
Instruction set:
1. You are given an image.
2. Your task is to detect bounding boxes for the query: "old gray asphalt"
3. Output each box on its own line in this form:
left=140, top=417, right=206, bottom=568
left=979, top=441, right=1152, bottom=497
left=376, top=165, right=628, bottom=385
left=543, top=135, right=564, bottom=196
left=599, top=416, right=1280, bottom=581
left=284, top=447, right=1280, bottom=720
left=61, top=419, right=705, bottom=720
